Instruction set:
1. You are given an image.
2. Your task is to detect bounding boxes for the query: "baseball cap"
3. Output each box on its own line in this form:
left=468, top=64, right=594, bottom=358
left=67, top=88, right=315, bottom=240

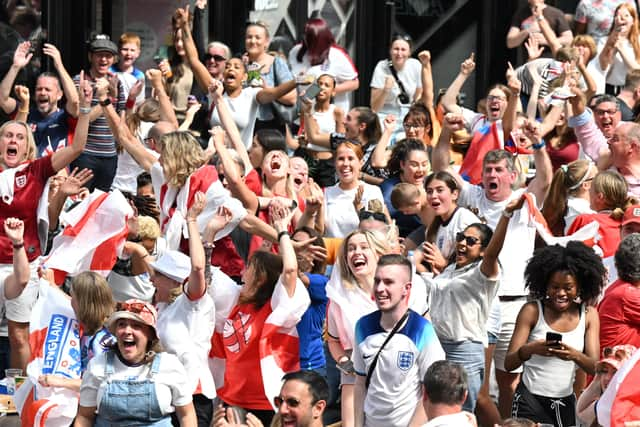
left=107, top=299, right=158, bottom=335
left=89, top=34, right=118, bottom=55
left=622, top=205, right=640, bottom=226
left=150, top=250, right=191, bottom=283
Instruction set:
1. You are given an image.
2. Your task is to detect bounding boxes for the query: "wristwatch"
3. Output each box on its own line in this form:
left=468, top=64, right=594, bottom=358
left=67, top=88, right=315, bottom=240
left=99, top=98, right=111, bottom=107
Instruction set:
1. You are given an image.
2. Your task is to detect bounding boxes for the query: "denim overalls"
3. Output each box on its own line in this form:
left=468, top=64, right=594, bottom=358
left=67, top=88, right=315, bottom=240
left=95, top=351, right=172, bottom=426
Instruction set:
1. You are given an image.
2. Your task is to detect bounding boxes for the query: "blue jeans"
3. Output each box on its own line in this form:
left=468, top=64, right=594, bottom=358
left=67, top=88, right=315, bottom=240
left=440, top=340, right=485, bottom=412
left=71, top=153, right=117, bottom=192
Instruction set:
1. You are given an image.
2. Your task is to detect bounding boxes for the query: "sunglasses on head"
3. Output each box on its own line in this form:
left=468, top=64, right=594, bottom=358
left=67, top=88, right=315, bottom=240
left=116, top=301, right=156, bottom=323
left=455, top=232, right=480, bottom=246
left=392, top=33, right=412, bottom=44
left=273, top=396, right=301, bottom=408
left=205, top=53, right=226, bottom=63
left=358, top=210, right=389, bottom=224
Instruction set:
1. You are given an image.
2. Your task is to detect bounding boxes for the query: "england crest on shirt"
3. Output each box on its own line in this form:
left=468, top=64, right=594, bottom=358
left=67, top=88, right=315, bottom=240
left=397, top=351, right=414, bottom=371
left=15, top=174, right=26, bottom=188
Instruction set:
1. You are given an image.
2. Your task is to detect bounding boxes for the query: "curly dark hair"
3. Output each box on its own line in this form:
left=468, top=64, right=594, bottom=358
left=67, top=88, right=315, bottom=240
left=524, top=241, right=606, bottom=303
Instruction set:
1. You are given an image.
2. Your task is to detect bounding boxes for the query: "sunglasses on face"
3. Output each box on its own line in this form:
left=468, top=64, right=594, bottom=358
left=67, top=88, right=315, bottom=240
left=205, top=54, right=226, bottom=63
left=358, top=210, right=389, bottom=224
left=455, top=232, right=481, bottom=246
left=116, top=301, right=156, bottom=323
left=273, top=396, right=301, bottom=408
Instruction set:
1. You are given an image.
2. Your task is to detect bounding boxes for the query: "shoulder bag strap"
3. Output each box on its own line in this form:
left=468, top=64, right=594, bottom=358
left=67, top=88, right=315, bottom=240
left=365, top=310, right=410, bottom=389
left=388, top=61, right=409, bottom=98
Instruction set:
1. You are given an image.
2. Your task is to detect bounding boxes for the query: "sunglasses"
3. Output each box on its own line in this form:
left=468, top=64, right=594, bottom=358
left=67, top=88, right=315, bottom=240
left=273, top=396, right=301, bottom=408
left=455, top=232, right=481, bottom=246
left=391, top=33, right=412, bottom=44
left=116, top=301, right=156, bottom=323
left=358, top=210, right=389, bottom=224
left=246, top=20, right=269, bottom=30
left=205, top=54, right=226, bottom=63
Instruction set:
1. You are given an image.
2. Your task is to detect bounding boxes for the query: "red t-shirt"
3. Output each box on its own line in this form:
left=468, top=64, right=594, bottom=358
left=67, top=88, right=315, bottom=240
left=0, top=156, right=55, bottom=263
left=215, top=302, right=273, bottom=410
left=567, top=212, right=621, bottom=258
left=598, top=279, right=640, bottom=352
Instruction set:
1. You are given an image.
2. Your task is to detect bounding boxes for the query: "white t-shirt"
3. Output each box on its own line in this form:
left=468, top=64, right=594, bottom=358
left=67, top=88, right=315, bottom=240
left=307, top=104, right=336, bottom=152
left=421, top=262, right=500, bottom=345
left=326, top=266, right=428, bottom=351
left=80, top=351, right=192, bottom=413
left=434, top=207, right=480, bottom=260
left=324, top=183, right=384, bottom=238
left=111, top=121, right=158, bottom=193
left=370, top=58, right=422, bottom=119
left=209, top=88, right=261, bottom=149
left=156, top=286, right=216, bottom=398
left=458, top=185, right=534, bottom=296
left=565, top=196, right=594, bottom=234
left=422, top=412, right=476, bottom=427
left=352, top=310, right=445, bottom=427
left=289, top=45, right=358, bottom=112
left=460, top=108, right=504, bottom=147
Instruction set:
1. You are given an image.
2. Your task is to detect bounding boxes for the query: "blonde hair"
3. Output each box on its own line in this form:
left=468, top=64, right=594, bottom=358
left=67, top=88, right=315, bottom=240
left=261, top=150, right=296, bottom=200
left=338, top=230, right=389, bottom=290
left=71, top=272, right=115, bottom=335
left=593, top=170, right=632, bottom=220
left=0, top=120, right=37, bottom=166
left=159, top=131, right=206, bottom=187
left=138, top=215, right=160, bottom=240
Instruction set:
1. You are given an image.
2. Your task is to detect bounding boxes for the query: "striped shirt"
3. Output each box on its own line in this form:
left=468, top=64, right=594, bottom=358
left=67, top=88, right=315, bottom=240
left=73, top=73, right=125, bottom=157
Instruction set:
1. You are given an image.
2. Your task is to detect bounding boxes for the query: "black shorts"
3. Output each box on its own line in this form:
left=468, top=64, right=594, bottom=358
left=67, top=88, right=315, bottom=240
left=511, top=381, right=576, bottom=427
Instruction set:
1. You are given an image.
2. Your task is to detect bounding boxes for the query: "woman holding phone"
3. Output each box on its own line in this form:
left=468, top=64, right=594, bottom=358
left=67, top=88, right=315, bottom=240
left=504, top=241, right=604, bottom=426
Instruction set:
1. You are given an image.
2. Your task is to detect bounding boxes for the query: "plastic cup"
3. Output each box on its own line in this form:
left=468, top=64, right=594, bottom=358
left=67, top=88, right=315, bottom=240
left=5, top=369, right=22, bottom=395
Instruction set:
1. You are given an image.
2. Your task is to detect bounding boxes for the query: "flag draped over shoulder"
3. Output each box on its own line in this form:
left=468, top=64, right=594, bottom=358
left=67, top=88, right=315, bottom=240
left=597, top=349, right=640, bottom=427
left=458, top=121, right=501, bottom=184
left=521, top=193, right=600, bottom=247
left=42, top=189, right=133, bottom=285
left=151, top=163, right=246, bottom=251
left=15, top=280, right=82, bottom=427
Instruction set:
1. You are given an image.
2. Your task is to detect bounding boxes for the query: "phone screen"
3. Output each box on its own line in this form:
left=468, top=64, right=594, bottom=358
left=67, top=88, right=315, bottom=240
left=303, top=83, right=321, bottom=100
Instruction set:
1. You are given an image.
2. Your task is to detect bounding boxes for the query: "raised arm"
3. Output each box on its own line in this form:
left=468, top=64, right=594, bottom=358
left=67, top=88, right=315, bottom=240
left=208, top=80, right=251, bottom=172
left=418, top=50, right=434, bottom=108
left=174, top=5, right=213, bottom=93
left=0, top=41, right=31, bottom=114
left=146, top=69, right=179, bottom=129
left=370, top=114, right=395, bottom=169
left=43, top=43, right=79, bottom=117
left=523, top=119, right=552, bottom=206
left=185, top=191, right=208, bottom=300
left=50, top=72, right=91, bottom=172
left=481, top=197, right=523, bottom=278
left=3, top=218, right=29, bottom=300
left=532, top=4, right=564, bottom=55
left=270, top=201, right=298, bottom=297
left=211, top=126, right=258, bottom=212
left=432, top=113, right=466, bottom=188
left=441, top=53, right=475, bottom=114
left=99, top=81, right=157, bottom=172
left=48, top=168, right=93, bottom=231
left=502, top=62, right=522, bottom=141
left=13, top=85, right=29, bottom=122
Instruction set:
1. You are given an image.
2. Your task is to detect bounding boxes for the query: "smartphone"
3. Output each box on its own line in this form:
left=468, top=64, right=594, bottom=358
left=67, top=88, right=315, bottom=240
left=546, top=332, right=562, bottom=347
left=303, top=83, right=321, bottom=100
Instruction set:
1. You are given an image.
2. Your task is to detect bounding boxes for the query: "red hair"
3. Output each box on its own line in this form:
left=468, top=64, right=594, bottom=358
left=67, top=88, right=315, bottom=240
left=297, top=18, right=335, bottom=66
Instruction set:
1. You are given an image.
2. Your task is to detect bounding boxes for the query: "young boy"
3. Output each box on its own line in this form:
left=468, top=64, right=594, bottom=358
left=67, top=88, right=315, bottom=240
left=110, top=32, right=146, bottom=106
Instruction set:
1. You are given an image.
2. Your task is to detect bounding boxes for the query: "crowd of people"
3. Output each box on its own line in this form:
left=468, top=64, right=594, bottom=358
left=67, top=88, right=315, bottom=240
left=2, top=0, right=640, bottom=426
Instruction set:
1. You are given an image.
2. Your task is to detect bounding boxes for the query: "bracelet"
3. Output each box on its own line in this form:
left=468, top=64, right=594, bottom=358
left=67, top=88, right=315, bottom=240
left=18, top=108, right=29, bottom=113
left=79, top=106, right=91, bottom=114
left=277, top=231, right=289, bottom=241
left=502, top=209, right=514, bottom=218
left=517, top=346, right=530, bottom=362
left=125, top=98, right=135, bottom=109
left=12, top=242, right=24, bottom=249
left=532, top=140, right=546, bottom=150
left=536, top=15, right=544, bottom=22
left=99, top=98, right=111, bottom=107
